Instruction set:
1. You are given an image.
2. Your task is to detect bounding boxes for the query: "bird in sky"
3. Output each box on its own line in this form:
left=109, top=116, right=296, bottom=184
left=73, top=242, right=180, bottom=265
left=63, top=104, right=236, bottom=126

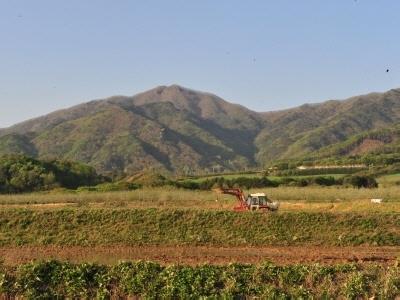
left=386, top=69, right=390, bottom=73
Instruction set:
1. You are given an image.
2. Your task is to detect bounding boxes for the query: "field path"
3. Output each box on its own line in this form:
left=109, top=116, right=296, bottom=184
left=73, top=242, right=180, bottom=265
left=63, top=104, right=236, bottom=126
left=1, top=245, right=398, bottom=266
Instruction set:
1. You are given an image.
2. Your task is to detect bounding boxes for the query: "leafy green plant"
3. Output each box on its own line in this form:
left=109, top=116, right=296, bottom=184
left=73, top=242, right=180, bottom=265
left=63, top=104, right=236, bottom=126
left=1, top=260, right=398, bottom=298
left=343, top=272, right=370, bottom=299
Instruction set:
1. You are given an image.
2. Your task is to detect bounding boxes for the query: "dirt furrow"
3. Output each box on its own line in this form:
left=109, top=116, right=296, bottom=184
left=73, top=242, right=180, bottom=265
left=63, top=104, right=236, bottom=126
left=1, top=245, right=398, bottom=266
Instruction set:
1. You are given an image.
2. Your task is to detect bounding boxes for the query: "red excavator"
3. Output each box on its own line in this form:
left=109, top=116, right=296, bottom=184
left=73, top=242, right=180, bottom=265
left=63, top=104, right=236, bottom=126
left=214, top=188, right=279, bottom=212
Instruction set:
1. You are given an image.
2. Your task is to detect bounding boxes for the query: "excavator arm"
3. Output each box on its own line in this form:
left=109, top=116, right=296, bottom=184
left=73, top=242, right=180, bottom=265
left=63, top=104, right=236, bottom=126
left=213, top=188, right=248, bottom=211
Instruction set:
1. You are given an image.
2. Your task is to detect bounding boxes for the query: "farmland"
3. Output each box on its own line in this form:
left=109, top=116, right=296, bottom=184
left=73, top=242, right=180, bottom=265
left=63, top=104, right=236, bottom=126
left=2, top=182, right=400, bottom=202
left=1, top=185, right=400, bottom=210
left=1, top=183, right=400, bottom=298
left=1, top=260, right=400, bottom=298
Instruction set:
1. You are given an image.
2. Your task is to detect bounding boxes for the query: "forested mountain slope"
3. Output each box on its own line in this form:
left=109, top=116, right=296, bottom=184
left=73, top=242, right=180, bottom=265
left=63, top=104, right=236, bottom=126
left=1, top=85, right=399, bottom=175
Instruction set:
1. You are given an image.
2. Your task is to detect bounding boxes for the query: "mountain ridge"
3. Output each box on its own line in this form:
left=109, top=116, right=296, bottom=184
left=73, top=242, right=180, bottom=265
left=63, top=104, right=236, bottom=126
left=1, top=85, right=399, bottom=175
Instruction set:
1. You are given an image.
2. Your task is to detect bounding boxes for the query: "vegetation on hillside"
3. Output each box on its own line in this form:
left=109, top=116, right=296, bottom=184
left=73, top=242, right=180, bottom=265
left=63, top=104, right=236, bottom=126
left=0, top=133, right=37, bottom=156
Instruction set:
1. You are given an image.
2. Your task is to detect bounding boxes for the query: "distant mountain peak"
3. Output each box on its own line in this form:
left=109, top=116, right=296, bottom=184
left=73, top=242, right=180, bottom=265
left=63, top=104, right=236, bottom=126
left=140, top=84, right=199, bottom=95
left=129, top=84, right=233, bottom=117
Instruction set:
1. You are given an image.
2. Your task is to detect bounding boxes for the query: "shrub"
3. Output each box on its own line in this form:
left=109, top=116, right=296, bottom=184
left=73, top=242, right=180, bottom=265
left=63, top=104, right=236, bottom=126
left=344, top=175, right=378, bottom=188
left=77, top=182, right=140, bottom=193
left=312, top=176, right=336, bottom=186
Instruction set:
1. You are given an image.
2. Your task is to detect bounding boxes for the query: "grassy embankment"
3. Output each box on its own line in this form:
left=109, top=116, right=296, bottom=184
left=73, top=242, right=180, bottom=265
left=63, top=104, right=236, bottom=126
left=0, top=209, right=399, bottom=247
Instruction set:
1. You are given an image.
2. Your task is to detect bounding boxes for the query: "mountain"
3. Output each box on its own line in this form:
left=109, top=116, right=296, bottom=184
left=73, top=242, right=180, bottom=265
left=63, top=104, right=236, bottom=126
left=0, top=85, right=264, bottom=175
left=256, top=88, right=400, bottom=163
left=1, top=85, right=400, bottom=175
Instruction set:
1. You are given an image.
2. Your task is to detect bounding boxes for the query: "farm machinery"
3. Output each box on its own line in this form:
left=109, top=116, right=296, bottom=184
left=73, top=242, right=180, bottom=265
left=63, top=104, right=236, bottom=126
left=214, top=188, right=280, bottom=212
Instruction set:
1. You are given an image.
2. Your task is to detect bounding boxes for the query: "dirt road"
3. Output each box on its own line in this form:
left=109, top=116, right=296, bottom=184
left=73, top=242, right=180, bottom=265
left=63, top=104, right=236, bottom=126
left=1, top=245, right=398, bottom=266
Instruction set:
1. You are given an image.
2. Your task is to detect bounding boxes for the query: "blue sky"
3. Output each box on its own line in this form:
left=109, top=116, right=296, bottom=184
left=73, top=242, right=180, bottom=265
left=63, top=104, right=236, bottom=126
left=0, top=0, right=399, bottom=127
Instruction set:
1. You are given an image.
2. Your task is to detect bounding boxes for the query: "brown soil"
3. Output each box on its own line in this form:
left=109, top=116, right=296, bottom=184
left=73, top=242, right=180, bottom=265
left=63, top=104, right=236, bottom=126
left=0, top=203, right=75, bottom=209
left=350, top=138, right=385, bottom=155
left=1, top=245, right=398, bottom=266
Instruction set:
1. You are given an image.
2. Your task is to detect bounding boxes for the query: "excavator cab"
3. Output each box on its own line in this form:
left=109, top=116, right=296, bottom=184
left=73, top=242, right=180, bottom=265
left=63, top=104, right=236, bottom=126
left=247, top=193, right=273, bottom=210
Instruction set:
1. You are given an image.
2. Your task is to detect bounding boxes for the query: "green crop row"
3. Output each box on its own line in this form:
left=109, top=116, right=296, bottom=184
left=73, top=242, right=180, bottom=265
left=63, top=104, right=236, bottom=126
left=1, top=209, right=399, bottom=247
left=0, top=260, right=399, bottom=299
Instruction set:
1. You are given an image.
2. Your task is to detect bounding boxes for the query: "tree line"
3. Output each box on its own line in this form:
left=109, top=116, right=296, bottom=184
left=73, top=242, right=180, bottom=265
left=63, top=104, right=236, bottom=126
left=0, top=155, right=379, bottom=194
left=0, top=155, right=104, bottom=193
left=174, top=175, right=378, bottom=190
